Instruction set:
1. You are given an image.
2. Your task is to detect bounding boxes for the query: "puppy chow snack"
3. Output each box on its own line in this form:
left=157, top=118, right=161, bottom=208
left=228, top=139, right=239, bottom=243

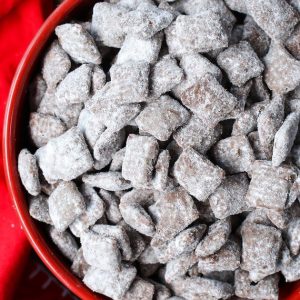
left=18, top=1, right=300, bottom=298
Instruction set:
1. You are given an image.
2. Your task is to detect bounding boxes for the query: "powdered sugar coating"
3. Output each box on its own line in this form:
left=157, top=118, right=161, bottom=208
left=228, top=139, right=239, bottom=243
left=152, top=150, right=171, bottom=191
left=212, top=135, right=255, bottom=174
left=42, top=40, right=71, bottom=89
left=99, top=189, right=122, bottom=224
left=248, top=131, right=269, bottom=160
left=71, top=248, right=90, bottom=279
left=29, top=112, right=67, bottom=147
left=135, top=95, right=190, bottom=141
left=286, top=218, right=300, bottom=256
left=217, top=41, right=264, bottom=87
left=122, top=277, right=155, bottom=300
left=29, top=74, right=47, bottom=110
left=18, top=149, right=41, bottom=196
left=36, top=127, right=93, bottom=182
left=48, top=181, right=85, bottom=231
left=110, top=148, right=126, bottom=172
left=174, top=148, right=225, bottom=202
left=29, top=194, right=52, bottom=225
left=195, top=218, right=231, bottom=258
left=91, top=65, right=106, bottom=94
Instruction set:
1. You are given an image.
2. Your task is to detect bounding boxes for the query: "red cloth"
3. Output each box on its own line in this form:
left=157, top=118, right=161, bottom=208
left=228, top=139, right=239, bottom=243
left=0, top=1, right=53, bottom=299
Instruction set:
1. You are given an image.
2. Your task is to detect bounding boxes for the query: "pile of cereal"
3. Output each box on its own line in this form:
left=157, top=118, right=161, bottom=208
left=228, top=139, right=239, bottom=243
left=17, top=0, right=300, bottom=299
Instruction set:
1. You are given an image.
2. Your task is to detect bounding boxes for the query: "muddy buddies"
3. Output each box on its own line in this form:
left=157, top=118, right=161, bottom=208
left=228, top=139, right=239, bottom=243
left=17, top=0, right=300, bottom=299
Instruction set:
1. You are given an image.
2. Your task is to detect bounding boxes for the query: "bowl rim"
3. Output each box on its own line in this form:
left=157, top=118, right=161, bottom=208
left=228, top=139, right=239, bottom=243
left=2, top=0, right=102, bottom=299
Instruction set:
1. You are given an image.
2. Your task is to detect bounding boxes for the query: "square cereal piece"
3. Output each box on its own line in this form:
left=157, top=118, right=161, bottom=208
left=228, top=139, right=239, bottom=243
left=245, top=0, right=298, bottom=41
left=49, top=227, right=78, bottom=261
left=181, top=73, right=238, bottom=126
left=122, top=134, right=159, bottom=187
left=116, top=32, right=163, bottom=64
left=42, top=40, right=71, bottom=89
left=217, top=41, right=264, bottom=87
left=55, top=23, right=101, bottom=64
left=35, top=127, right=94, bottom=183
left=91, top=2, right=128, bottom=48
left=29, top=112, right=67, bottom=148
left=264, top=42, right=300, bottom=94
left=81, top=230, right=121, bottom=271
left=165, top=11, right=228, bottom=55
left=174, top=148, right=225, bottom=202
left=151, top=188, right=199, bottom=245
left=123, top=2, right=174, bottom=39
left=29, top=194, right=52, bottom=225
left=209, top=173, right=250, bottom=219
left=197, top=240, right=241, bottom=273
left=83, top=264, right=137, bottom=300
left=122, top=278, right=155, bottom=300
left=48, top=181, right=85, bottom=232
left=241, top=223, right=282, bottom=281
left=150, top=55, right=184, bottom=97
left=173, top=114, right=223, bottom=154
left=195, top=218, right=231, bottom=257
left=235, top=269, right=279, bottom=300
left=212, top=135, right=255, bottom=174
left=135, top=95, right=190, bottom=141
left=245, top=161, right=298, bottom=210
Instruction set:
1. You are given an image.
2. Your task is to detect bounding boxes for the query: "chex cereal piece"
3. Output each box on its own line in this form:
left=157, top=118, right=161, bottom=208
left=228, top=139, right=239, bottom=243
left=55, top=23, right=101, bottom=64
left=138, top=245, right=160, bottom=265
left=242, top=16, right=271, bottom=58
left=217, top=41, right=264, bottom=87
left=35, top=127, right=93, bottom=182
left=122, top=134, right=159, bottom=187
left=18, top=149, right=41, bottom=196
left=174, top=148, right=225, bottom=202
left=198, top=240, right=241, bottom=273
left=82, top=172, right=132, bottom=191
left=49, top=227, right=78, bottom=261
left=152, top=150, right=171, bottom=191
left=83, top=264, right=137, bottom=300
left=29, top=194, right=52, bottom=225
left=69, top=184, right=105, bottom=237
left=124, top=2, right=173, bottom=39
left=241, top=223, right=282, bottom=281
left=29, top=112, right=67, bottom=148
left=91, top=65, right=106, bottom=94
left=224, top=0, right=248, bottom=13
left=55, top=64, right=92, bottom=106
left=173, top=53, right=222, bottom=98
left=246, top=161, right=297, bottom=210
left=286, top=218, right=300, bottom=256
left=257, top=94, right=285, bottom=158
left=272, top=112, right=300, bottom=167
left=120, top=189, right=155, bottom=236
left=155, top=225, right=207, bottom=263
left=248, top=131, right=269, bottom=160
left=164, top=252, right=198, bottom=282
left=48, top=181, right=85, bottom=231
left=93, top=129, right=125, bottom=170
left=122, top=277, right=155, bottom=300
left=81, top=230, right=121, bottom=270
left=91, top=2, right=128, bottom=48
left=209, top=174, right=249, bottom=219
left=110, top=148, right=126, bottom=172
left=117, top=32, right=163, bottom=64
left=286, top=24, right=300, bottom=60
left=266, top=209, right=289, bottom=229
left=212, top=135, right=255, bottom=174
left=99, top=189, right=122, bottom=224
left=71, top=248, right=90, bottom=279
left=118, top=0, right=155, bottom=10
left=29, top=74, right=47, bottom=110
left=181, top=73, right=237, bottom=126
left=150, top=55, right=184, bottom=97
left=281, top=250, right=300, bottom=282
left=264, top=42, right=300, bottom=94
left=42, top=40, right=71, bottom=89
left=235, top=269, right=279, bottom=300
left=174, top=115, right=222, bottom=154
left=241, top=209, right=273, bottom=231
left=170, top=276, right=234, bottom=300
left=165, top=11, right=228, bottom=55
left=77, top=109, right=105, bottom=148
left=245, top=0, right=298, bottom=41
left=151, top=188, right=199, bottom=245
left=195, top=218, right=231, bottom=257
left=135, top=95, right=189, bottom=141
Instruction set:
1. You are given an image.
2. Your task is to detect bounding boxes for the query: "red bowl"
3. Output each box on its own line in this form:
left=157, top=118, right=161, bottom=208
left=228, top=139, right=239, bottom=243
left=2, top=0, right=300, bottom=299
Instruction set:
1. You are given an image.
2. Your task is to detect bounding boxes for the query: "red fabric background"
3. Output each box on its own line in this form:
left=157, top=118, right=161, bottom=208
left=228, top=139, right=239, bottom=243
left=0, top=1, right=67, bottom=299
